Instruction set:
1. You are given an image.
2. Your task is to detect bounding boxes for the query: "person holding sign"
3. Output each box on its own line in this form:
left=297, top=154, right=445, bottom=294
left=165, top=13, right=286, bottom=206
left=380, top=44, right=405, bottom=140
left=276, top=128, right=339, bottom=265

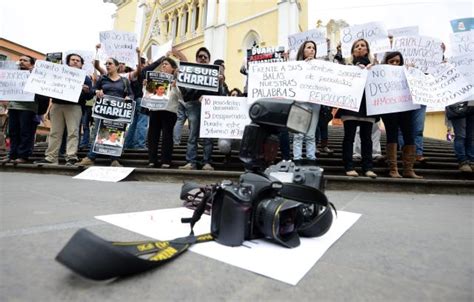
left=335, top=39, right=378, bottom=178
left=147, top=57, right=182, bottom=168
left=380, top=51, right=422, bottom=179
left=292, top=40, right=321, bottom=163
left=76, top=57, right=134, bottom=167
left=1, top=56, right=38, bottom=165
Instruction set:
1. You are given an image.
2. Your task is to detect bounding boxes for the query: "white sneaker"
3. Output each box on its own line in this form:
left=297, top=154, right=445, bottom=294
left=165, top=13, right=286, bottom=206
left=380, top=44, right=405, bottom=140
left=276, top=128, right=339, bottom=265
left=179, top=163, right=197, bottom=170
left=202, top=163, right=214, bottom=171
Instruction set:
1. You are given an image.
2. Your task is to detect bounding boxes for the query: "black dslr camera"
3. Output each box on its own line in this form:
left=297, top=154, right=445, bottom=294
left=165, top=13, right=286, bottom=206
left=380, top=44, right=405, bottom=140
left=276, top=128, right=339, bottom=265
left=182, top=99, right=334, bottom=248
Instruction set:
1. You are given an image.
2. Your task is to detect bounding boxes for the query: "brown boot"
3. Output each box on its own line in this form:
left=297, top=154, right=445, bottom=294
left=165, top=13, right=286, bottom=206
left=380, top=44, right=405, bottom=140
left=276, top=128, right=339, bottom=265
left=402, top=145, right=423, bottom=179
left=386, top=143, right=402, bottom=178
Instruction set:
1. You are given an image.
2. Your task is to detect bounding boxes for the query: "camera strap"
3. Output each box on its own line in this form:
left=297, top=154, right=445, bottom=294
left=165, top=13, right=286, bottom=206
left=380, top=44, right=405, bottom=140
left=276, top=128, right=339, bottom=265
left=55, top=228, right=213, bottom=281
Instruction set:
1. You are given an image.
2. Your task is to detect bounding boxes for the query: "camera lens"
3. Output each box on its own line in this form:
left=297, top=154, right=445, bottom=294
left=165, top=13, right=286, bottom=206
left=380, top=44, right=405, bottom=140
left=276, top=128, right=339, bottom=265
left=256, top=198, right=304, bottom=248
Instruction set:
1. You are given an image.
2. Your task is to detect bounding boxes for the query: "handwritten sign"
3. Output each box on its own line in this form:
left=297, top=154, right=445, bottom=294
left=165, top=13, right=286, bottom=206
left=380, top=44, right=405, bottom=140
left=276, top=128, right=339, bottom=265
left=63, top=50, right=95, bottom=75
left=176, top=62, right=220, bottom=92
left=288, top=29, right=327, bottom=58
left=340, top=22, right=391, bottom=57
left=92, top=119, right=127, bottom=157
left=0, top=61, right=18, bottom=70
left=306, top=60, right=367, bottom=112
left=151, top=39, right=173, bottom=61
left=200, top=96, right=250, bottom=139
left=74, top=166, right=135, bottom=182
left=450, top=17, right=474, bottom=32
left=248, top=61, right=306, bottom=103
left=449, top=53, right=474, bottom=99
left=450, top=31, right=474, bottom=56
left=405, top=65, right=474, bottom=108
left=392, top=35, right=444, bottom=73
left=23, top=60, right=86, bottom=103
left=99, top=30, right=138, bottom=67
left=92, top=95, right=136, bottom=123
left=0, top=70, right=35, bottom=102
left=247, top=46, right=286, bottom=64
left=387, top=26, right=419, bottom=37
left=365, top=65, right=419, bottom=115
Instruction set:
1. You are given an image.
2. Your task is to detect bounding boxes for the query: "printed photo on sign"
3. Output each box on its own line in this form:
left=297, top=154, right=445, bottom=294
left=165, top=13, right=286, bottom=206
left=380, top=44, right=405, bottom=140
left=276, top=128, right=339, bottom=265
left=176, top=62, right=220, bottom=92
left=365, top=65, right=420, bottom=116
left=99, top=30, right=138, bottom=68
left=200, top=96, right=251, bottom=139
left=23, top=60, right=86, bottom=103
left=92, top=94, right=135, bottom=123
left=247, top=46, right=286, bottom=64
left=92, top=119, right=127, bottom=157
left=141, top=71, right=173, bottom=111
left=0, top=70, right=35, bottom=102
left=450, top=17, right=474, bottom=33
left=392, top=35, right=444, bottom=73
left=340, top=22, right=391, bottom=57
left=46, top=52, right=63, bottom=64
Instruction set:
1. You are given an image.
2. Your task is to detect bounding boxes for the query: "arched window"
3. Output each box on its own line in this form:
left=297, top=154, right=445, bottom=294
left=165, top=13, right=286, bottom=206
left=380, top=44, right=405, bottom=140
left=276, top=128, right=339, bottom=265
left=193, top=4, right=200, bottom=31
left=242, top=30, right=261, bottom=51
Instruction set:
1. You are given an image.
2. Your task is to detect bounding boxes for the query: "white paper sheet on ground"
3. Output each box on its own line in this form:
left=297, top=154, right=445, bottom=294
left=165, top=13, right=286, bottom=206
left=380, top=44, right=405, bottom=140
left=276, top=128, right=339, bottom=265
left=95, top=207, right=361, bottom=285
left=73, top=167, right=135, bottom=182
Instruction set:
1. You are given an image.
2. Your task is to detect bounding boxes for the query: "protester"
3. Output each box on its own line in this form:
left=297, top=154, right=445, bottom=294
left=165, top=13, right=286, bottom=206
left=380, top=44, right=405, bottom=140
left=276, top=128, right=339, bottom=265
left=213, top=59, right=230, bottom=96
left=292, top=40, right=320, bottom=164
left=76, top=57, right=134, bottom=167
left=34, top=54, right=94, bottom=166
left=147, top=57, right=182, bottom=168
left=229, top=88, right=243, bottom=97
left=381, top=51, right=422, bottom=178
left=353, top=122, right=383, bottom=160
left=1, top=56, right=38, bottom=164
left=445, top=101, right=473, bottom=172
left=0, top=102, right=7, bottom=151
left=217, top=88, right=244, bottom=164
left=178, top=47, right=225, bottom=170
left=335, top=39, right=377, bottom=178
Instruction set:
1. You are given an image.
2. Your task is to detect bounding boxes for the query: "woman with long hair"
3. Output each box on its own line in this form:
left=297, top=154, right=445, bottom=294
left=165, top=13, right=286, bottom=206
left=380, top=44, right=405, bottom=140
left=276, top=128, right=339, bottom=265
left=381, top=51, right=422, bottom=178
left=335, top=39, right=377, bottom=178
left=292, top=40, right=321, bottom=164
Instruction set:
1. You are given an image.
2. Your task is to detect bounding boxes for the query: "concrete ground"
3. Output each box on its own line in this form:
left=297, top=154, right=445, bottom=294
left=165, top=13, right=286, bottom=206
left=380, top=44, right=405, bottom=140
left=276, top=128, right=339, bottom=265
left=0, top=172, right=472, bottom=302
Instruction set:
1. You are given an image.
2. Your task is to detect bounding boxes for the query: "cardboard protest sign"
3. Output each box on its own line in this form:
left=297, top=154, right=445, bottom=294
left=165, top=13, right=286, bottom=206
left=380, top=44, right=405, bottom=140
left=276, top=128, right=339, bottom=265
left=288, top=29, right=328, bottom=58
left=450, top=31, right=474, bottom=56
left=340, top=22, right=391, bottom=57
left=449, top=53, right=474, bottom=99
left=306, top=60, right=368, bottom=112
left=405, top=65, right=474, bottom=108
left=0, top=70, right=35, bottom=102
left=176, top=62, right=220, bottom=92
left=99, top=30, right=138, bottom=68
left=46, top=52, right=63, bottom=64
left=92, top=119, right=127, bottom=157
left=23, top=60, right=86, bottom=103
left=151, top=39, right=173, bottom=62
left=0, top=61, right=19, bottom=70
left=92, top=95, right=135, bottom=123
left=247, top=46, right=286, bottom=64
left=247, top=61, right=306, bottom=103
left=141, top=71, right=174, bottom=111
left=387, top=26, right=419, bottom=38
left=63, top=50, right=94, bottom=75
left=392, top=35, right=444, bottom=73
left=365, top=65, right=420, bottom=115
left=200, top=96, right=250, bottom=139
left=450, top=17, right=474, bottom=33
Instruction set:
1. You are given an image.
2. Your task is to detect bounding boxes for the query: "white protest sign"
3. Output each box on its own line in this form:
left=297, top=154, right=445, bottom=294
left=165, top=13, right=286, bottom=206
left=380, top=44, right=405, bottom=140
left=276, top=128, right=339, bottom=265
left=392, top=35, right=444, bottom=73
left=0, top=70, right=35, bottom=102
left=200, top=96, right=250, bottom=139
left=288, top=29, right=328, bottom=58
left=99, top=30, right=138, bottom=67
left=306, top=60, right=368, bottom=112
left=365, top=65, right=420, bottom=115
left=23, top=60, right=86, bottom=103
left=450, top=31, right=474, bottom=56
left=387, top=26, right=419, bottom=37
left=405, top=65, right=474, bottom=108
left=248, top=61, right=306, bottom=104
left=96, top=207, right=361, bottom=285
left=449, top=53, right=474, bottom=99
left=74, top=166, right=135, bottom=182
left=63, top=50, right=95, bottom=75
left=0, top=61, right=19, bottom=70
left=340, top=22, right=391, bottom=57
left=151, top=39, right=173, bottom=61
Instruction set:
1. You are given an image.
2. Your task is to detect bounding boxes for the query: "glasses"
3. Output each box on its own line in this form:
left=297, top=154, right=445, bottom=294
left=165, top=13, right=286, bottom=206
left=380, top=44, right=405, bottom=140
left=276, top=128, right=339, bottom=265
left=198, top=54, right=209, bottom=60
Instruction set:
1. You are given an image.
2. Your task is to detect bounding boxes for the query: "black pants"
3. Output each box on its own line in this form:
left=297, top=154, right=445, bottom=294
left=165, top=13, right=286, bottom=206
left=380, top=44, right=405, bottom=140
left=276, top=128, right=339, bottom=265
left=381, top=110, right=415, bottom=145
left=147, top=110, right=177, bottom=165
left=342, top=120, right=373, bottom=172
left=8, top=109, right=37, bottom=160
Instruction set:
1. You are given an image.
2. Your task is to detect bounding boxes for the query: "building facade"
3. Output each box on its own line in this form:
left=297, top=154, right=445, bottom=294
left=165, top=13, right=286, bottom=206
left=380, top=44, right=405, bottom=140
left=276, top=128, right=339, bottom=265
left=0, top=38, right=45, bottom=62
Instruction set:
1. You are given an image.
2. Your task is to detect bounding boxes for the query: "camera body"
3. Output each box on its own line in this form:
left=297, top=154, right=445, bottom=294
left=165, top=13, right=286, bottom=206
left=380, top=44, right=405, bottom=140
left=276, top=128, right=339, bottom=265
left=210, top=161, right=328, bottom=248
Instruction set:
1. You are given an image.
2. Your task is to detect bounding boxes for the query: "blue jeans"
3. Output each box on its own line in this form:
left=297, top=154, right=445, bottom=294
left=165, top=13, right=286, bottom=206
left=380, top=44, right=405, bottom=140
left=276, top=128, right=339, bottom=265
left=400, top=105, right=426, bottom=155
left=293, top=103, right=320, bottom=160
left=451, top=115, right=473, bottom=164
left=80, top=106, right=92, bottom=148
left=124, top=98, right=149, bottom=149
left=185, top=101, right=212, bottom=164
left=173, top=103, right=187, bottom=145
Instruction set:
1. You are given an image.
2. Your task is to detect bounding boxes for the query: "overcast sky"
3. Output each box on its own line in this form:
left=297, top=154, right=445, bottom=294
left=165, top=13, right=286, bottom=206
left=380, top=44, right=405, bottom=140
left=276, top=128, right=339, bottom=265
left=1, top=0, right=472, bottom=57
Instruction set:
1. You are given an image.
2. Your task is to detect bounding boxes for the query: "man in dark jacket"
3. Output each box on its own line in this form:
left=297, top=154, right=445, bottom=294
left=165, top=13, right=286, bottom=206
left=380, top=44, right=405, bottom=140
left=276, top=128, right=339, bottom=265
left=34, top=54, right=94, bottom=166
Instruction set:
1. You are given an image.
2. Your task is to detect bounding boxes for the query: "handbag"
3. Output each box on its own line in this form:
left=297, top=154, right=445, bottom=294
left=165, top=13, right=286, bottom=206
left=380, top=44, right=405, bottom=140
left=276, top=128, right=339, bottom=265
left=319, top=105, right=333, bottom=123
left=446, top=102, right=471, bottom=120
